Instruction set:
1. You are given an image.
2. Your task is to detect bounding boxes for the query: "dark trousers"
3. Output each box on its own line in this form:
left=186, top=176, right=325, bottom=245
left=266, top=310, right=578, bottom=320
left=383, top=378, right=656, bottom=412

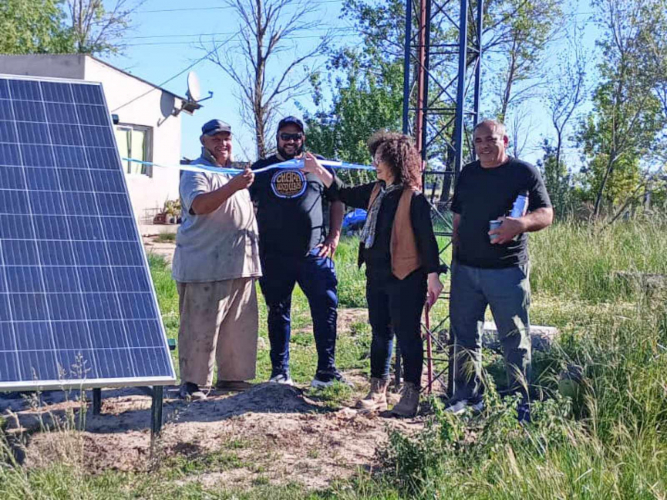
left=449, top=262, right=531, bottom=401
left=259, top=249, right=338, bottom=377
left=366, top=268, right=426, bottom=387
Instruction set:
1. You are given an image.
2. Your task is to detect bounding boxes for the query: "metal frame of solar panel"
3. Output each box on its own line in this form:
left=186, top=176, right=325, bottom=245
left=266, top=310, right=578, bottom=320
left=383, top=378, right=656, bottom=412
left=0, top=74, right=176, bottom=408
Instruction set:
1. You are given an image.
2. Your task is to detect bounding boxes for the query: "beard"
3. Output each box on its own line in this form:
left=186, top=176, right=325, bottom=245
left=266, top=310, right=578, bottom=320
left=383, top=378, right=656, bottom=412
left=277, top=143, right=304, bottom=160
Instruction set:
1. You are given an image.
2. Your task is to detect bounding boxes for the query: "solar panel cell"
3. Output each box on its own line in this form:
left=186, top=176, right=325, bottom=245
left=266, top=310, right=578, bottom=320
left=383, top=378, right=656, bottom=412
left=0, top=76, right=175, bottom=390
left=0, top=215, right=34, bottom=239
left=81, top=126, right=115, bottom=148
left=9, top=79, right=41, bottom=100
left=86, top=147, right=119, bottom=170
left=16, top=122, right=50, bottom=143
left=0, top=100, right=14, bottom=119
left=0, top=189, right=29, bottom=214
left=58, top=168, right=94, bottom=191
left=77, top=105, right=109, bottom=126
left=45, top=102, right=79, bottom=124
left=51, top=123, right=83, bottom=146
left=91, top=171, right=125, bottom=193
left=13, top=100, right=46, bottom=121
left=20, top=144, right=54, bottom=167
left=5, top=266, right=42, bottom=293
left=68, top=216, right=105, bottom=240
left=53, top=145, right=88, bottom=169
left=0, top=79, right=9, bottom=98
left=0, top=143, right=21, bottom=166
left=40, top=82, right=73, bottom=103
left=0, top=121, right=17, bottom=142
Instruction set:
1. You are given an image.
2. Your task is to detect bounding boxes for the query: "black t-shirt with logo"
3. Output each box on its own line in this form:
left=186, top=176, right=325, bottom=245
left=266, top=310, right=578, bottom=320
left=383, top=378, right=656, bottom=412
left=451, top=157, right=551, bottom=269
left=249, top=154, right=337, bottom=257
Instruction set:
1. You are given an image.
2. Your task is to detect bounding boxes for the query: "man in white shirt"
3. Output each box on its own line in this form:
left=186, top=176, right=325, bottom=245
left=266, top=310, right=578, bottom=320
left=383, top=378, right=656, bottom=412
left=172, top=119, right=261, bottom=400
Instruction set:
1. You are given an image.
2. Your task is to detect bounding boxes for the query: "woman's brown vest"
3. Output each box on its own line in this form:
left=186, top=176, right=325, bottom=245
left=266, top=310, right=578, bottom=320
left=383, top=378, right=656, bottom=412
left=358, top=183, right=421, bottom=279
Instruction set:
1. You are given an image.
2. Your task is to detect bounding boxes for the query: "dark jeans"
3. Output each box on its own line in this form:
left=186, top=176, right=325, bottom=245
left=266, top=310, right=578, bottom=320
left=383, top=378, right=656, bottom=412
left=366, top=268, right=427, bottom=387
left=449, top=262, right=531, bottom=401
left=260, top=249, right=338, bottom=377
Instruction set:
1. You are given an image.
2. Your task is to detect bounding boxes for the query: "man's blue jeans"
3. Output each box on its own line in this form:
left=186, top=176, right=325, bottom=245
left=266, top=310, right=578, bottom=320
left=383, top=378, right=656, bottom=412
left=449, top=262, right=531, bottom=400
left=259, top=249, right=338, bottom=377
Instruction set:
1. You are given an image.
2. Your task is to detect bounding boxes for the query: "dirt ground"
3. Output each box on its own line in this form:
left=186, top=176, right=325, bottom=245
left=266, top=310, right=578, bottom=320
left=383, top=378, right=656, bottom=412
left=142, top=235, right=176, bottom=265
left=1, top=381, right=426, bottom=490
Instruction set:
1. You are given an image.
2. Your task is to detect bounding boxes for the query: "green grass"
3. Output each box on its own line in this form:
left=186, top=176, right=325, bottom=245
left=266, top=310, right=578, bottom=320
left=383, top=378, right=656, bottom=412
left=154, top=232, right=177, bottom=243
left=3, top=219, right=667, bottom=499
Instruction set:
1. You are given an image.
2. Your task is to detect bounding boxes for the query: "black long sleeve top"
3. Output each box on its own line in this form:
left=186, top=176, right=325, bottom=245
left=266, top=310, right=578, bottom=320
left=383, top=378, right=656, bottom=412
left=329, top=178, right=440, bottom=276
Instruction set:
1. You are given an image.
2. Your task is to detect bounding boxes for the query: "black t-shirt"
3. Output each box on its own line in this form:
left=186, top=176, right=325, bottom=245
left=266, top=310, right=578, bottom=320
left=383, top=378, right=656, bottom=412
left=451, top=157, right=551, bottom=269
left=249, top=155, right=336, bottom=257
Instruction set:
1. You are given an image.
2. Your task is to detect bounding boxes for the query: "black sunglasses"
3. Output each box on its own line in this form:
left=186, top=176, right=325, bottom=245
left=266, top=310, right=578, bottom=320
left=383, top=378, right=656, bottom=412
left=279, top=132, right=303, bottom=141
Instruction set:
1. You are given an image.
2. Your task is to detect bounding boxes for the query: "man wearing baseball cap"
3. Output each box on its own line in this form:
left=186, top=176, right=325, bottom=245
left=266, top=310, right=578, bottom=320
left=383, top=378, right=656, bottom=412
left=173, top=119, right=262, bottom=400
left=249, top=116, right=346, bottom=387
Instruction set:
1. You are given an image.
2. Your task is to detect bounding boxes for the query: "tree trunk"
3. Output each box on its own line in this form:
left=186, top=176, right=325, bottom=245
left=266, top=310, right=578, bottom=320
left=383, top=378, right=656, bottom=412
left=593, top=154, right=616, bottom=217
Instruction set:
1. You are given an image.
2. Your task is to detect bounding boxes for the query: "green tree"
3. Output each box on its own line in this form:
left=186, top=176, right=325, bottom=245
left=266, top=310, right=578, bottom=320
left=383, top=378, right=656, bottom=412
left=0, top=0, right=143, bottom=55
left=578, top=0, right=667, bottom=217
left=305, top=58, right=403, bottom=183
left=538, top=139, right=574, bottom=218
left=0, top=0, right=73, bottom=54
left=485, top=0, right=564, bottom=121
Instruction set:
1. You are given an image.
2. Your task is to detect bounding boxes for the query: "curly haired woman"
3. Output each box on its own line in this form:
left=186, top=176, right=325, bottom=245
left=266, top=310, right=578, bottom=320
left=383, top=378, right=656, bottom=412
left=302, top=131, right=443, bottom=417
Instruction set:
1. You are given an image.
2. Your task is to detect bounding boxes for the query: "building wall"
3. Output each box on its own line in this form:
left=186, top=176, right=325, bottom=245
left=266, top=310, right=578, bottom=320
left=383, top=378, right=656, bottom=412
left=84, top=58, right=181, bottom=222
left=0, top=54, right=86, bottom=80
left=0, top=55, right=182, bottom=222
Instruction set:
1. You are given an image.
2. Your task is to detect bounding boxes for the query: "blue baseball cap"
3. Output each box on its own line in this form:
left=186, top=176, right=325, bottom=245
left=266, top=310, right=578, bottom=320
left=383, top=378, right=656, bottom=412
left=277, top=116, right=304, bottom=132
left=201, top=119, right=232, bottom=136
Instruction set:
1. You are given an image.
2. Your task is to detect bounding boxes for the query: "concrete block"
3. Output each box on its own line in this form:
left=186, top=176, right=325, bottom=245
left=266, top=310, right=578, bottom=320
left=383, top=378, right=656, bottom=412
left=481, top=322, right=559, bottom=352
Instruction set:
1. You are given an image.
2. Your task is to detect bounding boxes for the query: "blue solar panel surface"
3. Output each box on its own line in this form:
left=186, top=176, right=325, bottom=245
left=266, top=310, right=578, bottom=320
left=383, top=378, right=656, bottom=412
left=0, top=76, right=175, bottom=390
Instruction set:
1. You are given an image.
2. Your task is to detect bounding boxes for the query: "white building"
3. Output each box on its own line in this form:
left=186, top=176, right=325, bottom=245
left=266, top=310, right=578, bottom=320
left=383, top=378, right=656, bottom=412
left=0, top=54, right=187, bottom=226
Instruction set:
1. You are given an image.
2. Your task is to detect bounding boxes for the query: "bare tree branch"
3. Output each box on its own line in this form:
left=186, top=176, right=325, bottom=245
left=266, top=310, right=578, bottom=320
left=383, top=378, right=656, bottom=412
left=203, top=0, right=337, bottom=158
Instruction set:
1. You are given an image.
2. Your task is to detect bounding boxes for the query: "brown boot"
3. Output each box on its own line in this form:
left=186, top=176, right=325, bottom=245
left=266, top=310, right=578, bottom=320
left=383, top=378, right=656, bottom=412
left=391, top=382, right=420, bottom=417
left=355, top=377, right=389, bottom=412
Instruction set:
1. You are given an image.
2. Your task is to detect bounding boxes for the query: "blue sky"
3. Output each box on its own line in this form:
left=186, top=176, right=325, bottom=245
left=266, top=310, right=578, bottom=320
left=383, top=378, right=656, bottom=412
left=104, top=0, right=600, bottom=166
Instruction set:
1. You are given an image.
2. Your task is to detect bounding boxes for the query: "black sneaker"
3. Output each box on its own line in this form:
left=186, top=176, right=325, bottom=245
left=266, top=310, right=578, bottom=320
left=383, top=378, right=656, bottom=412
left=179, top=382, right=207, bottom=401
left=443, top=397, right=485, bottom=415
left=311, top=369, right=352, bottom=388
left=517, top=401, right=531, bottom=423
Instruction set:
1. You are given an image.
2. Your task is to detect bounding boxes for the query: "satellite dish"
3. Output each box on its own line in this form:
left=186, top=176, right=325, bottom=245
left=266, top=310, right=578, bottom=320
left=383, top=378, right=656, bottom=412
left=186, top=71, right=201, bottom=103
left=179, top=71, right=212, bottom=115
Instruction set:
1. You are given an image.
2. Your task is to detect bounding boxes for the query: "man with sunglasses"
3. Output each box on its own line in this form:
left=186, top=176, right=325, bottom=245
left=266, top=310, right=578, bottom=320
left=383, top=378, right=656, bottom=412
left=249, top=116, right=346, bottom=387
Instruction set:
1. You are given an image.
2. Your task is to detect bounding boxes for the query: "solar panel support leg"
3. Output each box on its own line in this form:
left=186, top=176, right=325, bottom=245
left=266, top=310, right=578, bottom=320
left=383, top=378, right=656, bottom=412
left=92, top=388, right=102, bottom=415
left=151, top=386, right=164, bottom=437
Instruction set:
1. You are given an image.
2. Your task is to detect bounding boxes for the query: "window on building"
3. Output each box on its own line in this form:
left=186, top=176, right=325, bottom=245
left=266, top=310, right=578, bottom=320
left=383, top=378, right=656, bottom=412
left=115, top=125, right=152, bottom=176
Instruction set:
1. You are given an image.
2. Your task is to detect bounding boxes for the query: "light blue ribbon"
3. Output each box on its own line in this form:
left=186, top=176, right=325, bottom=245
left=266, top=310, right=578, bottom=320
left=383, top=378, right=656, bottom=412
left=121, top=157, right=374, bottom=175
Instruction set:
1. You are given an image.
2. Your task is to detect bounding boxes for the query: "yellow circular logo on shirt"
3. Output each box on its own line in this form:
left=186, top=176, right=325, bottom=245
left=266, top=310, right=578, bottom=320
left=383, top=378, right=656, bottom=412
left=271, top=169, right=306, bottom=199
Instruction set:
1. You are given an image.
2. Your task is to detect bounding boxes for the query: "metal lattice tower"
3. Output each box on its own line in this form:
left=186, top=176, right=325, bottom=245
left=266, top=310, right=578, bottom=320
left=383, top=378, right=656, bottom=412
left=399, top=0, right=483, bottom=395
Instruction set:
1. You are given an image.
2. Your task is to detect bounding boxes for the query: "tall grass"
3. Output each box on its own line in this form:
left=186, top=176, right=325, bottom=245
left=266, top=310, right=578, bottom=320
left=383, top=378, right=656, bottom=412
left=530, top=219, right=667, bottom=302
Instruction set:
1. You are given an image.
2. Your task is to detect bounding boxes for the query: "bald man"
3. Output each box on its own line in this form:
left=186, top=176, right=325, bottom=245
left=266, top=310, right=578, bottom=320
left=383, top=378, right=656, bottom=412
left=446, top=119, right=553, bottom=421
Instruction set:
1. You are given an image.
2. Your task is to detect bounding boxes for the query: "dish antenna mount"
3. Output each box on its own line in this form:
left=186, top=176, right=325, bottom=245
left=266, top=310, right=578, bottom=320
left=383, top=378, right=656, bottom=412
left=180, top=71, right=213, bottom=114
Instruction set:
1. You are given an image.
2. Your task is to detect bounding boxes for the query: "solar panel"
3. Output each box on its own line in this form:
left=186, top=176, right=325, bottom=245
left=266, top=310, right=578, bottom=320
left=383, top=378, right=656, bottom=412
left=0, top=75, right=176, bottom=391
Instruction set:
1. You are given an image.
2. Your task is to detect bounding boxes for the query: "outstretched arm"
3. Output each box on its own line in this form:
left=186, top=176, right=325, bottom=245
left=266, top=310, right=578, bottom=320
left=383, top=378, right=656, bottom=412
left=191, top=169, right=254, bottom=215
left=302, top=152, right=375, bottom=209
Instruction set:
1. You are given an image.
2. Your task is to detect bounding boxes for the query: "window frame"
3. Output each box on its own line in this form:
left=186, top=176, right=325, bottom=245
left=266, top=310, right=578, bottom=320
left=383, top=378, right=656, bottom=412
left=114, top=123, right=153, bottom=177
